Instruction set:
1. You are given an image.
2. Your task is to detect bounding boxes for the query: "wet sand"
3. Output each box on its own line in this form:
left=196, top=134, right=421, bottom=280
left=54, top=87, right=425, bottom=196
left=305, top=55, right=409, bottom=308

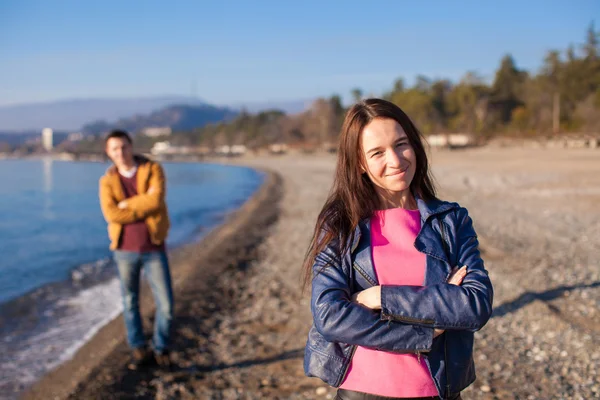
left=23, top=147, right=600, bottom=399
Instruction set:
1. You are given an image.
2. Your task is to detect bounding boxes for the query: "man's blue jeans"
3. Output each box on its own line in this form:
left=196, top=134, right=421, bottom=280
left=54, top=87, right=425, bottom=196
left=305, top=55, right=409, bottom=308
left=113, top=250, right=174, bottom=352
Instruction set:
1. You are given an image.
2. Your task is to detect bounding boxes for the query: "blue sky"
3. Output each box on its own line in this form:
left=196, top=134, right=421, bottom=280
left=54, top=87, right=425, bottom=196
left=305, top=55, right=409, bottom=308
left=0, top=0, right=598, bottom=106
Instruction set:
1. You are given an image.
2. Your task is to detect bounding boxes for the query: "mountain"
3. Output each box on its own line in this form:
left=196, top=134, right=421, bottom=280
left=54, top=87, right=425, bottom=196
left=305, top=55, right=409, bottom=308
left=0, top=131, right=40, bottom=146
left=227, top=99, right=312, bottom=115
left=0, top=96, right=207, bottom=131
left=0, top=96, right=312, bottom=132
left=0, top=131, right=70, bottom=147
left=81, top=104, right=238, bottom=135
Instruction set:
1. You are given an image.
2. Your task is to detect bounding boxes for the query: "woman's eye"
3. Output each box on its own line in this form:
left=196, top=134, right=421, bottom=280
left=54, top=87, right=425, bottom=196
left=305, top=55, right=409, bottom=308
left=396, top=142, right=407, bottom=147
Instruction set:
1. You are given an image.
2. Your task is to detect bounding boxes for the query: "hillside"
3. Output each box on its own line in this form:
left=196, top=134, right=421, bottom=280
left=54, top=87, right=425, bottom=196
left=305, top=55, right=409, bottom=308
left=81, top=104, right=238, bottom=135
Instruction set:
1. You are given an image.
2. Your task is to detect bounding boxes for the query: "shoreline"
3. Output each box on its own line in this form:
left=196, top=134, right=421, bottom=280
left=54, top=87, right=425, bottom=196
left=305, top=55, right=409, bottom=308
left=0, top=158, right=263, bottom=308
left=16, top=148, right=600, bottom=399
left=21, top=168, right=281, bottom=400
left=0, top=160, right=265, bottom=398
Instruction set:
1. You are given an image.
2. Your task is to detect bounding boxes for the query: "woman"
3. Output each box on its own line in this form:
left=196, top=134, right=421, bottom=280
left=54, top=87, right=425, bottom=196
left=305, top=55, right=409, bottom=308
left=303, top=99, right=493, bottom=400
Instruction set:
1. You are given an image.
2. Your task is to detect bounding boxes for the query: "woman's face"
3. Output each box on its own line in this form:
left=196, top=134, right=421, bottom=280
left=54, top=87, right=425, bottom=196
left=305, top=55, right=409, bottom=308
left=360, top=117, right=417, bottom=201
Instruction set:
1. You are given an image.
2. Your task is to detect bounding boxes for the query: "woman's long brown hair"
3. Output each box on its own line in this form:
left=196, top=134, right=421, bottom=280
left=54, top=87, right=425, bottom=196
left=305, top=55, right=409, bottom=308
left=301, top=98, right=439, bottom=292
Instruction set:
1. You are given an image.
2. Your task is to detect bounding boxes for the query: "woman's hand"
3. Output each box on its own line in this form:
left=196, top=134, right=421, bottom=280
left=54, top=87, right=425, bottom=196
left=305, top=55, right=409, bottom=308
left=447, top=265, right=467, bottom=286
left=433, top=265, right=468, bottom=338
left=351, top=266, right=468, bottom=336
left=352, top=286, right=382, bottom=310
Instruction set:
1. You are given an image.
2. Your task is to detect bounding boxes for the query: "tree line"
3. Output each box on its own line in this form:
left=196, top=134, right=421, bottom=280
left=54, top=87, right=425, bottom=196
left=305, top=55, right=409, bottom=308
left=13, top=24, right=596, bottom=155
left=170, top=23, right=598, bottom=150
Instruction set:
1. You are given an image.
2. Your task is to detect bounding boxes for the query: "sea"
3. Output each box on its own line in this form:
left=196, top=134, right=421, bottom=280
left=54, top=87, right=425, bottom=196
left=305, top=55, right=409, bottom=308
left=0, top=157, right=264, bottom=396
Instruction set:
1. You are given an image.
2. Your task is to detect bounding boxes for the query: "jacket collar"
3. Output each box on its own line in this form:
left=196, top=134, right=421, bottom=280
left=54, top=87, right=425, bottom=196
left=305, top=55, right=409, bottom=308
left=105, top=154, right=149, bottom=175
left=103, top=155, right=152, bottom=201
left=349, top=193, right=459, bottom=285
left=415, top=194, right=457, bottom=223
left=350, top=193, right=457, bottom=252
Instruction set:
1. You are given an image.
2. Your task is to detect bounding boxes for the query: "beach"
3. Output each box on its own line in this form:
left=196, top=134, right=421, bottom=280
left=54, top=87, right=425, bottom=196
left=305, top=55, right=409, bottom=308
left=0, top=161, right=264, bottom=397
left=23, top=146, right=600, bottom=399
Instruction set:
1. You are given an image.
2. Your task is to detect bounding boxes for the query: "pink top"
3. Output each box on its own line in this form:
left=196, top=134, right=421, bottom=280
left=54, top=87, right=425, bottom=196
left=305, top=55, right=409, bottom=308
left=118, top=172, right=165, bottom=253
left=339, top=207, right=438, bottom=397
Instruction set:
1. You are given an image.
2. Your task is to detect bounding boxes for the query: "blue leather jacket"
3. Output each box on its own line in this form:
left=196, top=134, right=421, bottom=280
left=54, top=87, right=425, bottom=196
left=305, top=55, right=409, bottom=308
left=304, top=197, right=494, bottom=399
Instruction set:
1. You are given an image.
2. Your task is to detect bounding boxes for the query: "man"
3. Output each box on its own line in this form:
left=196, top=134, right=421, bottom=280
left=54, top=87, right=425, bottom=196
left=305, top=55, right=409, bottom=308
left=99, top=129, right=173, bottom=370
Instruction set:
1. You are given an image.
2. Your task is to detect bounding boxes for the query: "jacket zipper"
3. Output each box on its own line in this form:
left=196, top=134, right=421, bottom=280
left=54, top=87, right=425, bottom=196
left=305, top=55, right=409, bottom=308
left=440, top=220, right=450, bottom=263
left=381, top=312, right=435, bottom=326
left=423, top=351, right=443, bottom=399
left=352, top=262, right=376, bottom=287
left=444, top=333, right=451, bottom=399
left=440, top=219, right=452, bottom=399
left=338, top=344, right=357, bottom=386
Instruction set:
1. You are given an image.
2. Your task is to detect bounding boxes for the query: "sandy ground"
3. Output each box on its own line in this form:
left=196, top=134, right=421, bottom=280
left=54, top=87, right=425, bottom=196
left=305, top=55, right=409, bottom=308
left=22, top=146, right=599, bottom=399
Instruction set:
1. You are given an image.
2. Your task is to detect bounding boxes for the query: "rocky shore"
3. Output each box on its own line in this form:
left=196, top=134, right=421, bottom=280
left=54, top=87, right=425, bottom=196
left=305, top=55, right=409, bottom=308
left=23, top=147, right=599, bottom=399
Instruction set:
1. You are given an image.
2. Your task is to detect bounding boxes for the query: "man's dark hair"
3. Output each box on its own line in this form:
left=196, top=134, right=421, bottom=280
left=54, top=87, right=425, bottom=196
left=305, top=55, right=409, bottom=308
left=105, top=129, right=132, bottom=145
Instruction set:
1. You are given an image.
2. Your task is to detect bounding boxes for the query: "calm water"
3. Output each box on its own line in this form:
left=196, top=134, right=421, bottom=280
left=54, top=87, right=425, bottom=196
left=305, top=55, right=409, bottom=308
left=0, top=158, right=264, bottom=395
left=0, top=158, right=263, bottom=304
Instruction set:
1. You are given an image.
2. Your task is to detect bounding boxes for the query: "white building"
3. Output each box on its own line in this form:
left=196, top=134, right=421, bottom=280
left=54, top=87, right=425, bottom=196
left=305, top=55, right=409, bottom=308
left=269, top=143, right=288, bottom=154
left=151, top=141, right=172, bottom=155
left=42, top=128, right=53, bottom=151
left=230, top=145, right=247, bottom=155
left=427, top=133, right=475, bottom=148
left=142, top=127, right=172, bottom=137
left=67, top=132, right=85, bottom=142
left=448, top=134, right=474, bottom=147
left=151, top=141, right=194, bottom=156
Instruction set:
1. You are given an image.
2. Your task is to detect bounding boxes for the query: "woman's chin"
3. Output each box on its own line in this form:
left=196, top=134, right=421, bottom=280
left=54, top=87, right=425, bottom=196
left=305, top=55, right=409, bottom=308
left=385, top=181, right=411, bottom=193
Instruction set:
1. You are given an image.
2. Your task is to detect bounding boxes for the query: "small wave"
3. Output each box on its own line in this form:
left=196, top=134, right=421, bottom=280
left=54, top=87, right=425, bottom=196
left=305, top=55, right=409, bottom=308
left=0, top=278, right=123, bottom=396
left=70, top=258, right=113, bottom=284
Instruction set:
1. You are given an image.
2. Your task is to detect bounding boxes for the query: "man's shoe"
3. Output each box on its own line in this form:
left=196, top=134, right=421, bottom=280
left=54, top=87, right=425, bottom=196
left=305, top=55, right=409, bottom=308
left=154, top=350, right=171, bottom=368
left=127, top=347, right=154, bottom=370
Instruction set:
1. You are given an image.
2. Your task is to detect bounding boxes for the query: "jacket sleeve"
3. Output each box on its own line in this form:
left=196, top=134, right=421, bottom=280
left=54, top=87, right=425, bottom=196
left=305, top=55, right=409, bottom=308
left=312, top=241, right=434, bottom=352
left=123, top=163, right=166, bottom=215
left=99, top=177, right=140, bottom=224
left=379, top=207, right=493, bottom=331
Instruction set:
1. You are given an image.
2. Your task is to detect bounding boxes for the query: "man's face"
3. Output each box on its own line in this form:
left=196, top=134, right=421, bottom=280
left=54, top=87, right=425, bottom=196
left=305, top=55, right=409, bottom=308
left=105, top=137, right=134, bottom=168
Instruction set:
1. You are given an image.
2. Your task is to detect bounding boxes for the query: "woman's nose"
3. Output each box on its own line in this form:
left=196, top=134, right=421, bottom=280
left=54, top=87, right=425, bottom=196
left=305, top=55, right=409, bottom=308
left=386, top=148, right=401, bottom=167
